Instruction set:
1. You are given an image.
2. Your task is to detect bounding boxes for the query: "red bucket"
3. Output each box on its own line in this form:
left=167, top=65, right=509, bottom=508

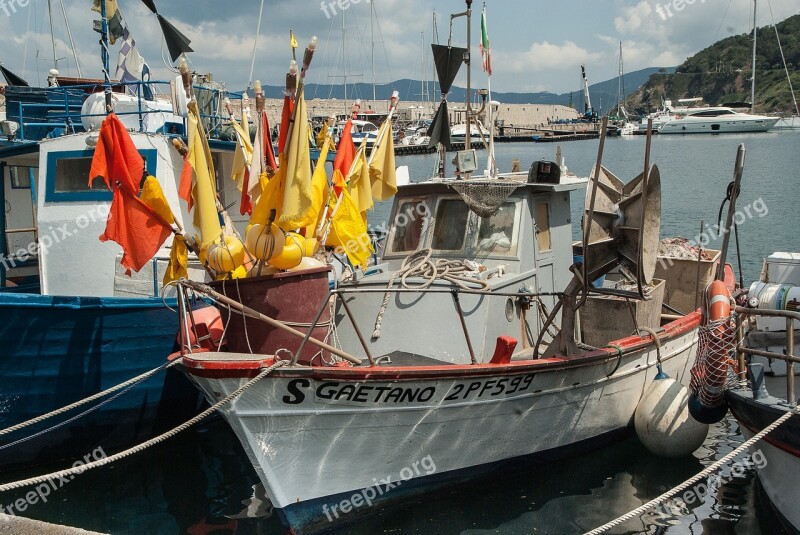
left=209, top=266, right=331, bottom=365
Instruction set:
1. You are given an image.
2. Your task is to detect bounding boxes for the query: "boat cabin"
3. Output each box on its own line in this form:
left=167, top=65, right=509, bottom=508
left=332, top=170, right=586, bottom=365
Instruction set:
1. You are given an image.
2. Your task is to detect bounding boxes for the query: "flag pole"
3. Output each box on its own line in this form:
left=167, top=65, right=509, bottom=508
left=99, top=0, right=113, bottom=113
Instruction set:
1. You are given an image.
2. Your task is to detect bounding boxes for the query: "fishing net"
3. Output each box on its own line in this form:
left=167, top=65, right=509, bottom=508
left=449, top=180, right=520, bottom=218
left=690, top=314, right=739, bottom=408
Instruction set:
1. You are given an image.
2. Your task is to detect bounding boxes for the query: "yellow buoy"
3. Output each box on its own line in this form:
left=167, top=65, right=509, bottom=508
left=206, top=235, right=245, bottom=273
left=269, top=233, right=303, bottom=270
left=245, top=223, right=284, bottom=261
left=289, top=256, right=326, bottom=272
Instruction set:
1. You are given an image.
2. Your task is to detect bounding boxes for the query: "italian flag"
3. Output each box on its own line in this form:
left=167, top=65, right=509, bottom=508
left=480, top=7, right=492, bottom=75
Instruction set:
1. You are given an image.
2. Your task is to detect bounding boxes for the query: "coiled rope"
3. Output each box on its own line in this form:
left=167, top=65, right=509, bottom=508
left=372, top=248, right=491, bottom=339
left=0, top=359, right=286, bottom=493
left=584, top=407, right=796, bottom=535
left=0, top=358, right=182, bottom=438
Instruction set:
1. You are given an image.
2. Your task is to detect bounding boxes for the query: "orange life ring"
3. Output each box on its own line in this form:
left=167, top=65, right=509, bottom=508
left=706, top=280, right=731, bottom=323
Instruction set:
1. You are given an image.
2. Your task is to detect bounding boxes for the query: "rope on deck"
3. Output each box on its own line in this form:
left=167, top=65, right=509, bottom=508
left=0, top=359, right=286, bottom=493
left=583, top=407, right=796, bottom=535
left=0, top=358, right=182, bottom=438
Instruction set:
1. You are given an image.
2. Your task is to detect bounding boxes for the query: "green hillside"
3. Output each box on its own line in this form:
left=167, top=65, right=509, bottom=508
left=625, top=13, right=800, bottom=114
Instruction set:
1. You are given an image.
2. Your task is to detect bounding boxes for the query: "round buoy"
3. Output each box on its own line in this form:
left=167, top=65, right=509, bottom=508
left=289, top=256, right=325, bottom=272
left=206, top=236, right=245, bottom=273
left=634, top=376, right=708, bottom=457
left=688, top=394, right=729, bottom=425
left=246, top=223, right=284, bottom=261
left=268, top=233, right=303, bottom=270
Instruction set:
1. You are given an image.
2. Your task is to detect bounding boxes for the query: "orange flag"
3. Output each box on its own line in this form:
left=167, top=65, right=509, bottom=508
left=333, top=119, right=356, bottom=197
left=89, top=113, right=173, bottom=274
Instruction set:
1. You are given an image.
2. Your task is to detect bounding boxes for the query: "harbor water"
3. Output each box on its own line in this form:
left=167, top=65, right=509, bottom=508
left=2, top=131, right=799, bottom=534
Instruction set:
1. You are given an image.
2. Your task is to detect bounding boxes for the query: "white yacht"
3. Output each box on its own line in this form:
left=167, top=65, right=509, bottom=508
left=657, top=106, right=779, bottom=134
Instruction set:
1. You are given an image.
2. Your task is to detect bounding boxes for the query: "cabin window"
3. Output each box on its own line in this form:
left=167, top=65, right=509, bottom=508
left=54, top=157, right=96, bottom=193
left=432, top=199, right=469, bottom=251
left=475, top=202, right=518, bottom=256
left=9, top=166, right=34, bottom=189
left=45, top=149, right=156, bottom=203
left=535, top=202, right=551, bottom=252
left=388, top=199, right=429, bottom=254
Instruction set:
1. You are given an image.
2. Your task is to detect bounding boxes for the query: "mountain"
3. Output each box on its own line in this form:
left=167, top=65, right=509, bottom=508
left=257, top=67, right=669, bottom=111
left=625, top=13, right=800, bottom=114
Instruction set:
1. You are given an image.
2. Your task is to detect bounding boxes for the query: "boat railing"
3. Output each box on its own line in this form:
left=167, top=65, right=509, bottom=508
left=735, top=306, right=799, bottom=406
left=293, top=286, right=563, bottom=367
left=174, top=278, right=563, bottom=368
left=8, top=80, right=243, bottom=142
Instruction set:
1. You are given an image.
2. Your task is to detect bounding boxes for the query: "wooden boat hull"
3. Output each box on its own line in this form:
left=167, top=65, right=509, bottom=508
left=181, top=313, right=700, bottom=533
left=0, top=293, right=202, bottom=470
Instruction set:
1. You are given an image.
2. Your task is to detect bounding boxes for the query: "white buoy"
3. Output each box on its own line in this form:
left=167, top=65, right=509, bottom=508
left=634, top=375, right=709, bottom=457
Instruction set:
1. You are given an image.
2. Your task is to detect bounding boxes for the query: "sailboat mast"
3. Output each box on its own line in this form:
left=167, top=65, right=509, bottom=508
left=371, top=2, right=376, bottom=103
left=342, top=8, right=348, bottom=112
left=59, top=0, right=82, bottom=77
left=47, top=0, right=58, bottom=71
left=751, top=0, right=757, bottom=112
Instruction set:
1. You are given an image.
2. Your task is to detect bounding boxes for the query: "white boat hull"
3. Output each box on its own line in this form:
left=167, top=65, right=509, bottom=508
left=183, top=320, right=699, bottom=531
left=658, top=116, right=779, bottom=134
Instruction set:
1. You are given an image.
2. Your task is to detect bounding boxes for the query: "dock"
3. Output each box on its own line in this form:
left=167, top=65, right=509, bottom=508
left=0, top=514, right=106, bottom=534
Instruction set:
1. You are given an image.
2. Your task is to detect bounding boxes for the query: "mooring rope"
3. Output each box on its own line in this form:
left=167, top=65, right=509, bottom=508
left=372, top=248, right=490, bottom=339
left=583, top=407, right=796, bottom=535
left=0, top=358, right=182, bottom=438
left=0, top=360, right=286, bottom=493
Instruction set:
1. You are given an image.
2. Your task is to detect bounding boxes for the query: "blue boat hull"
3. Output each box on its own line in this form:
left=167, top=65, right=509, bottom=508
left=0, top=293, right=203, bottom=470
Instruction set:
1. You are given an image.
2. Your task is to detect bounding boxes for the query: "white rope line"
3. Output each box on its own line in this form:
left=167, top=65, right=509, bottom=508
left=0, top=360, right=286, bottom=493
left=0, top=359, right=182, bottom=438
left=584, top=407, right=796, bottom=535
left=372, top=248, right=490, bottom=339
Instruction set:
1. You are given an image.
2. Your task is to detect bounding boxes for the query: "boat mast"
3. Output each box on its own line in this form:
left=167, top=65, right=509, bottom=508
left=617, top=42, right=624, bottom=116
left=47, top=0, right=58, bottom=71
left=751, top=0, right=757, bottom=112
left=59, top=0, right=82, bottom=77
left=371, top=1, right=376, bottom=103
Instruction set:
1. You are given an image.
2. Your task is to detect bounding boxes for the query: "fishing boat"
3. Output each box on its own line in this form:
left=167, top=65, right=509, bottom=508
left=0, top=1, right=254, bottom=469
left=725, top=251, right=800, bottom=534
left=173, top=4, right=727, bottom=532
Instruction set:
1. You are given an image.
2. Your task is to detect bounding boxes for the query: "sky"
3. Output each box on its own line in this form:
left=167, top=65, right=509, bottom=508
left=2, top=0, right=798, bottom=97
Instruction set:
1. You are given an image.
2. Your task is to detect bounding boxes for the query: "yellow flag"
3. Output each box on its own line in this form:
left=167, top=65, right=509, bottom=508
left=163, top=234, right=189, bottom=284
left=251, top=153, right=286, bottom=226
left=277, top=90, right=313, bottom=229
left=303, top=141, right=331, bottom=237
left=139, top=176, right=174, bottom=225
left=327, top=189, right=374, bottom=269
left=187, top=101, right=222, bottom=248
left=368, top=120, right=397, bottom=201
left=290, top=32, right=298, bottom=49
left=347, top=142, right=373, bottom=214
left=230, top=120, right=253, bottom=192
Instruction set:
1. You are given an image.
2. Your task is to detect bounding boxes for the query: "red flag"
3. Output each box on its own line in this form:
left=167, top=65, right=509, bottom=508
left=260, top=111, right=278, bottom=171
left=178, top=156, right=194, bottom=211
left=239, top=166, right=252, bottom=215
left=333, top=119, right=355, bottom=196
left=278, top=95, right=293, bottom=155
left=90, top=113, right=173, bottom=274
